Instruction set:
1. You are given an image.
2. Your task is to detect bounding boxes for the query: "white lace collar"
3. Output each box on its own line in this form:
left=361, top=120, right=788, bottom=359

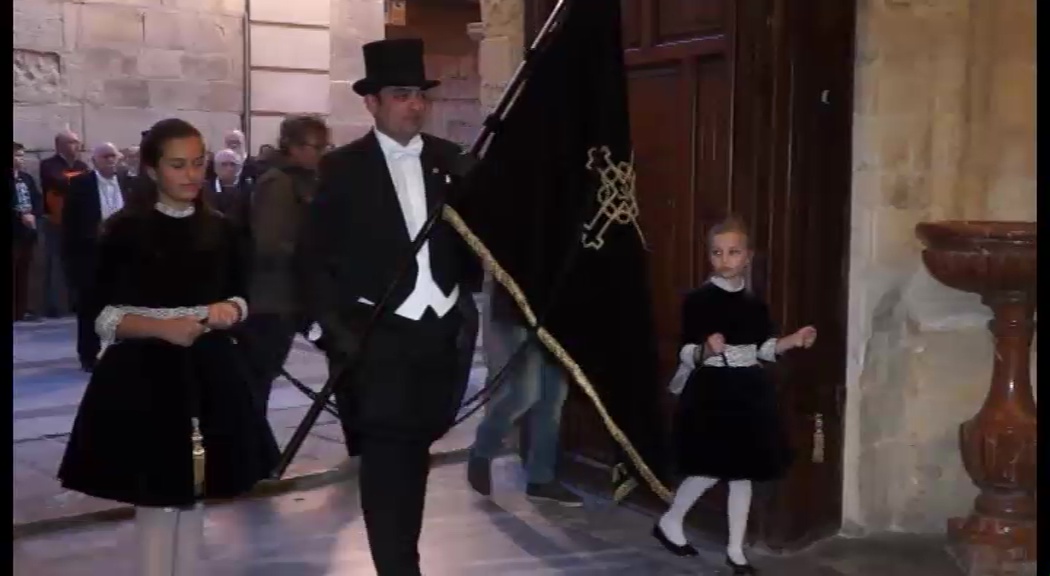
left=154, top=202, right=195, bottom=218
left=709, top=275, right=745, bottom=292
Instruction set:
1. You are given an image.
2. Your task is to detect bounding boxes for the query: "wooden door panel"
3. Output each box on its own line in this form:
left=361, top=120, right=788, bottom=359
left=656, top=0, right=727, bottom=41
left=690, top=55, right=732, bottom=284
left=621, top=0, right=643, bottom=48
left=627, top=65, right=691, bottom=384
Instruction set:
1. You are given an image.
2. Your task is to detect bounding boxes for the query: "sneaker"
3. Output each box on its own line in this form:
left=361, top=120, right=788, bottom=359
left=525, top=482, right=584, bottom=507
left=466, top=457, right=491, bottom=496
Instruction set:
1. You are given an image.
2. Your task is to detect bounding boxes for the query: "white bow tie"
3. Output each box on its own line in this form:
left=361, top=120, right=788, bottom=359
left=388, top=139, right=423, bottom=160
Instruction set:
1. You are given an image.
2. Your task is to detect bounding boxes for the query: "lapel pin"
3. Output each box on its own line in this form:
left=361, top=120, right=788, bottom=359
left=432, top=167, right=439, bottom=174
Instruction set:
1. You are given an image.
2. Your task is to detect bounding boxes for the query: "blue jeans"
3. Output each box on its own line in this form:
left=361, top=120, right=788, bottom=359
left=470, top=321, right=569, bottom=485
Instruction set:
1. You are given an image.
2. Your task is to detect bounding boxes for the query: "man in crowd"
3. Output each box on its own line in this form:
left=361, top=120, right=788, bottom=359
left=39, top=130, right=89, bottom=317
left=12, top=141, right=43, bottom=322
left=240, top=115, right=330, bottom=416
left=62, top=143, right=130, bottom=372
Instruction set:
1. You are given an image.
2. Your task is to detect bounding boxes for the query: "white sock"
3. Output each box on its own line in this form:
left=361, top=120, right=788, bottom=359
left=658, top=475, right=718, bottom=546
left=173, top=503, right=205, bottom=576
left=726, top=480, right=753, bottom=565
left=136, top=506, right=178, bottom=576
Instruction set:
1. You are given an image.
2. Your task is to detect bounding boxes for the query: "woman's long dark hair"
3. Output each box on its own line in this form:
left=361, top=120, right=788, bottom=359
left=109, top=118, right=220, bottom=247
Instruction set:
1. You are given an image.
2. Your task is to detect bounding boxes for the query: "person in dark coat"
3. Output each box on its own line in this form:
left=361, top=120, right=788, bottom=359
left=239, top=114, right=329, bottom=415
left=62, top=142, right=133, bottom=371
left=296, top=38, right=481, bottom=576
left=38, top=130, right=89, bottom=317
left=57, top=118, right=279, bottom=576
left=12, top=141, right=43, bottom=322
left=653, top=216, right=817, bottom=574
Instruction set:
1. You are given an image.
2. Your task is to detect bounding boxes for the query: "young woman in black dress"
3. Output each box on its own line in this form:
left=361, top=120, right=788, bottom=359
left=57, top=118, right=279, bottom=576
left=653, top=217, right=817, bottom=574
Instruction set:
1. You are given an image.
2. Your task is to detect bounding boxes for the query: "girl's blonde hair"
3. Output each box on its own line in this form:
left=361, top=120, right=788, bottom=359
left=706, top=215, right=751, bottom=249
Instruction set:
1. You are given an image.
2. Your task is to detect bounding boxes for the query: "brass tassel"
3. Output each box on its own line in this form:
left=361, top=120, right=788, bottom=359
left=812, top=413, right=825, bottom=464
left=191, top=417, right=206, bottom=497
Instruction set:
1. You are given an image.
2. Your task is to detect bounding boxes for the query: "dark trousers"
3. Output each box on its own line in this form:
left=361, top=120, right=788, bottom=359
left=75, top=285, right=100, bottom=366
left=330, top=308, right=466, bottom=576
left=12, top=240, right=35, bottom=320
left=238, top=313, right=298, bottom=416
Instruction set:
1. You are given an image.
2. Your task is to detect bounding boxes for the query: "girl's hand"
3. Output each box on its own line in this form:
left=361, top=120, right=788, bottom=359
left=205, top=302, right=241, bottom=329
left=160, top=317, right=208, bottom=347
left=706, top=333, right=726, bottom=355
left=794, top=326, right=817, bottom=349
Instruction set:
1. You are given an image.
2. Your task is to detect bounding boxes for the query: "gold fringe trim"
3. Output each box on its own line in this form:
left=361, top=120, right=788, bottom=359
left=191, top=417, right=206, bottom=498
left=443, top=206, right=673, bottom=503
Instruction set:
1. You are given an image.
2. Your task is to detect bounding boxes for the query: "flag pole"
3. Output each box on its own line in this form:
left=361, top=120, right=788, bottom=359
left=273, top=0, right=575, bottom=478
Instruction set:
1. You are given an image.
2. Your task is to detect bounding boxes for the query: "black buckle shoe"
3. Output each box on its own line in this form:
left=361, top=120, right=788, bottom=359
left=651, top=524, right=699, bottom=557
left=726, top=555, right=757, bottom=574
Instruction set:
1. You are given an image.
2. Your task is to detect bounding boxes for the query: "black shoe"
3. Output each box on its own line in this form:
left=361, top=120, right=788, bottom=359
left=726, top=555, right=757, bottom=574
left=466, top=457, right=491, bottom=496
left=651, top=523, right=698, bottom=557
left=525, top=482, right=584, bottom=507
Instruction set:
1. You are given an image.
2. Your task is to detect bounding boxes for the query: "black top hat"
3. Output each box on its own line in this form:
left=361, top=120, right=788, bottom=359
left=352, top=38, right=440, bottom=96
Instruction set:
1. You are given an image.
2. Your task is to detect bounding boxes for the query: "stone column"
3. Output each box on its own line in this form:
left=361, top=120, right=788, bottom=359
left=245, top=0, right=334, bottom=151
left=475, top=0, right=524, bottom=114
left=328, top=0, right=386, bottom=145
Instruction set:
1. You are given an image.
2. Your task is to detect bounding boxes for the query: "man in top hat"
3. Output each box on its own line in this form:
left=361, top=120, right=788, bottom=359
left=297, top=38, right=481, bottom=575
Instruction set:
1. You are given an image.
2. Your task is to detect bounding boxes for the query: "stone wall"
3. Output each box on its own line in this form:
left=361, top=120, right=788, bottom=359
left=842, top=0, right=1037, bottom=534
left=14, top=0, right=247, bottom=171
left=387, top=1, right=483, bottom=147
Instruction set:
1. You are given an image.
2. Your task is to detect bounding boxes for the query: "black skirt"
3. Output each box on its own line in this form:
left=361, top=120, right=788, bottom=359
left=673, top=365, right=793, bottom=481
left=58, top=332, right=280, bottom=507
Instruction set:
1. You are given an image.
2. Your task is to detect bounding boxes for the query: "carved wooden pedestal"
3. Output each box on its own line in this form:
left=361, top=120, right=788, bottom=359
left=915, top=222, right=1037, bottom=576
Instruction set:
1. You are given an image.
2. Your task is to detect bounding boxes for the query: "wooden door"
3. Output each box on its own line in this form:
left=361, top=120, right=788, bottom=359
left=525, top=0, right=856, bottom=550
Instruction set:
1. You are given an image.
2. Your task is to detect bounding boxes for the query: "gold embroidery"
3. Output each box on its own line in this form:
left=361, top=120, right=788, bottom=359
left=443, top=206, right=672, bottom=503
left=582, top=146, right=647, bottom=251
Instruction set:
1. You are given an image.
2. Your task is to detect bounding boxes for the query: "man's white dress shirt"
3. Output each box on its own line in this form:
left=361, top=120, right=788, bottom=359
left=374, top=129, right=460, bottom=320
left=95, top=170, right=124, bottom=221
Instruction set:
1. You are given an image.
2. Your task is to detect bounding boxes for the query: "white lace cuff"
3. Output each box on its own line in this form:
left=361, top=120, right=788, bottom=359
left=226, top=297, right=249, bottom=322
left=679, top=344, right=699, bottom=368
left=95, top=305, right=209, bottom=355
left=758, top=338, right=778, bottom=362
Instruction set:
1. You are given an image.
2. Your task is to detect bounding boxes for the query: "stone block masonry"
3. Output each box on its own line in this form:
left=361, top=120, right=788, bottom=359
left=14, top=0, right=246, bottom=163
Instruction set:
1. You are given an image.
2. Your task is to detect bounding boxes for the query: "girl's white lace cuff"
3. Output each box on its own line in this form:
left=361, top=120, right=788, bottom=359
left=226, top=297, right=249, bottom=322
left=94, top=305, right=210, bottom=356
left=758, top=338, right=778, bottom=362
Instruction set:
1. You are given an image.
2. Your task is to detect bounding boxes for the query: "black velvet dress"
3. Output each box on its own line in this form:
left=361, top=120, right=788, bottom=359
left=673, top=281, right=793, bottom=481
left=57, top=207, right=279, bottom=507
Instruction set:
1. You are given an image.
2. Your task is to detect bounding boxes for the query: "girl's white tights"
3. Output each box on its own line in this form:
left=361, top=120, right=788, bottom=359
left=135, top=504, right=205, bottom=576
left=657, top=476, right=753, bottom=565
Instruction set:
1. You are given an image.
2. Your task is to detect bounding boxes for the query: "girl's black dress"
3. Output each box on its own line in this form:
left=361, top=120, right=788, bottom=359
left=673, top=281, right=793, bottom=481
left=57, top=206, right=280, bottom=507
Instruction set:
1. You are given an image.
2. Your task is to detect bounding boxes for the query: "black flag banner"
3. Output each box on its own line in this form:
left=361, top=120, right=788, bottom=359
left=445, top=0, right=672, bottom=502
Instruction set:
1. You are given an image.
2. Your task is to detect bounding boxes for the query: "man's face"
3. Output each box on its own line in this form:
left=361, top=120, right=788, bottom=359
left=215, top=155, right=242, bottom=183
left=224, top=134, right=244, bottom=155
left=93, top=146, right=121, bottom=177
left=57, top=134, right=81, bottom=159
left=366, top=86, right=430, bottom=143
left=14, top=149, right=25, bottom=172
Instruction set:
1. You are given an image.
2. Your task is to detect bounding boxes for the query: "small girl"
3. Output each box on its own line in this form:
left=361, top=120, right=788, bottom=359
left=57, top=118, right=279, bottom=576
left=653, top=216, right=816, bottom=574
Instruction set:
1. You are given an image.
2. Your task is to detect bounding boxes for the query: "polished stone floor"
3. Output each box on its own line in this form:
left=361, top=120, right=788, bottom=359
left=13, top=457, right=963, bottom=576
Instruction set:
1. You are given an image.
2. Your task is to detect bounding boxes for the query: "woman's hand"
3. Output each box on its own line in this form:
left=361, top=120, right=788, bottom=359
left=205, top=302, right=241, bottom=329
left=159, top=317, right=208, bottom=347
